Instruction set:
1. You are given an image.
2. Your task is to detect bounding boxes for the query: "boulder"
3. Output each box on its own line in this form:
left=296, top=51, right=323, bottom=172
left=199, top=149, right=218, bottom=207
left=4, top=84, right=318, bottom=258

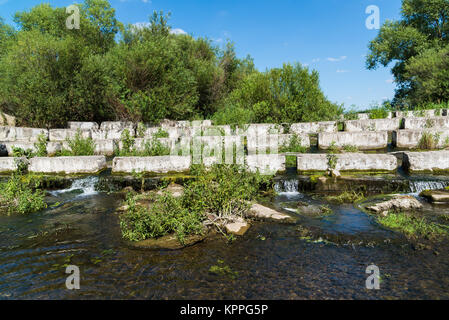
left=224, top=217, right=250, bottom=236
left=248, top=203, right=295, bottom=222
left=0, top=112, right=15, bottom=126
left=420, top=189, right=449, bottom=203
left=157, top=183, right=184, bottom=198
left=366, top=195, right=422, bottom=216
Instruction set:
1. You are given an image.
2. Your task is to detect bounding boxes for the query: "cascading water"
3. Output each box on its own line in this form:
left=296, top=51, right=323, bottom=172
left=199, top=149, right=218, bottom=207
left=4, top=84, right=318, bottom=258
left=274, top=179, right=302, bottom=199
left=409, top=180, right=449, bottom=194
left=49, top=176, right=99, bottom=198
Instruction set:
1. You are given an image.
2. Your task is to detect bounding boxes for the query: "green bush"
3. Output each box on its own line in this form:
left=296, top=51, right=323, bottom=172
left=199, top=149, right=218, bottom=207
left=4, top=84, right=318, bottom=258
left=116, top=129, right=171, bottom=157
left=280, top=134, right=308, bottom=153
left=57, top=131, right=96, bottom=156
left=0, top=173, right=47, bottom=215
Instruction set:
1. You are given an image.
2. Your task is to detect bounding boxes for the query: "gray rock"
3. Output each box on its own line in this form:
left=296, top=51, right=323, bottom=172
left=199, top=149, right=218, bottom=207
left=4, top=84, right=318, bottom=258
left=248, top=204, right=294, bottom=222
left=367, top=195, right=422, bottom=215
left=225, top=217, right=250, bottom=236
left=420, top=190, right=449, bottom=203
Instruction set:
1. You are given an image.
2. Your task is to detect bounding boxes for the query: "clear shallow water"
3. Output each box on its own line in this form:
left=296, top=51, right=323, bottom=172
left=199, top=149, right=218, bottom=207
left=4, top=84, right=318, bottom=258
left=1, top=176, right=449, bottom=299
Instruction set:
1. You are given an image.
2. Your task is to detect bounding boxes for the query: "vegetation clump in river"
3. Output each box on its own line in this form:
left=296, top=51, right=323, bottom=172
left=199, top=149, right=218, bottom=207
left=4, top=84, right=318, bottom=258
left=119, top=164, right=273, bottom=244
left=377, top=212, right=449, bottom=240
left=0, top=169, right=47, bottom=215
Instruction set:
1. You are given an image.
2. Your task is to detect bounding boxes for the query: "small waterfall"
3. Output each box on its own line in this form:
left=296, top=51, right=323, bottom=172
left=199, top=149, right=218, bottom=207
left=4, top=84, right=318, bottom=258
left=409, top=180, right=449, bottom=194
left=275, top=179, right=302, bottom=199
left=50, top=176, right=99, bottom=198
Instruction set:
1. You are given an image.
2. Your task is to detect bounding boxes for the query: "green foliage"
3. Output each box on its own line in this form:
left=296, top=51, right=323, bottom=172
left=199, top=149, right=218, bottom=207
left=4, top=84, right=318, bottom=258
left=417, top=131, right=440, bottom=150
left=58, top=131, right=96, bottom=156
left=369, top=106, right=390, bottom=119
left=153, top=128, right=169, bottom=138
left=0, top=173, right=47, bottom=215
left=119, top=164, right=272, bottom=242
left=367, top=0, right=449, bottom=107
left=218, top=63, right=342, bottom=124
left=12, top=147, right=34, bottom=159
left=342, top=144, right=359, bottom=153
left=116, top=129, right=171, bottom=157
left=209, top=260, right=238, bottom=279
left=325, top=191, right=365, bottom=204
left=280, top=134, right=308, bottom=153
left=34, top=133, right=48, bottom=157
left=378, top=212, right=449, bottom=240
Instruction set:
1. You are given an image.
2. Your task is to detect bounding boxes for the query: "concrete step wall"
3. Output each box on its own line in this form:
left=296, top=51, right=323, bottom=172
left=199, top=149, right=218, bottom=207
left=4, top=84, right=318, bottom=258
left=344, top=118, right=400, bottom=132
left=318, top=131, right=388, bottom=150
left=403, top=151, right=449, bottom=173
left=112, top=156, right=191, bottom=174
left=28, top=156, right=107, bottom=174
left=0, top=157, right=27, bottom=173
left=297, top=153, right=397, bottom=172
left=290, top=121, right=337, bottom=134
left=392, top=129, right=449, bottom=149
left=403, top=116, right=449, bottom=130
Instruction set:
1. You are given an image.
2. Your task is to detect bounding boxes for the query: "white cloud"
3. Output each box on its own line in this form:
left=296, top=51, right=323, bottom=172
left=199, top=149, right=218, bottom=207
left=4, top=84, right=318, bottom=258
left=170, top=28, right=187, bottom=35
left=336, top=69, right=349, bottom=73
left=327, top=56, right=347, bottom=62
left=311, top=58, right=320, bottom=63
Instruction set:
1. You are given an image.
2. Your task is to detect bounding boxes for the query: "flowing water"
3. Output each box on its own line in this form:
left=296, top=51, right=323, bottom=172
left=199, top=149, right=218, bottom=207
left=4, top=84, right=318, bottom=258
left=1, top=174, right=449, bottom=299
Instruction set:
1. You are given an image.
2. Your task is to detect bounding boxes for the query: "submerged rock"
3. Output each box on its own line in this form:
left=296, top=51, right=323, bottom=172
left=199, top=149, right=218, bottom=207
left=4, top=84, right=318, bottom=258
left=420, top=189, right=449, bottom=203
left=248, top=204, right=295, bottom=223
left=157, top=183, right=184, bottom=198
left=367, top=195, right=422, bottom=216
left=225, top=217, right=250, bottom=236
left=127, top=233, right=206, bottom=250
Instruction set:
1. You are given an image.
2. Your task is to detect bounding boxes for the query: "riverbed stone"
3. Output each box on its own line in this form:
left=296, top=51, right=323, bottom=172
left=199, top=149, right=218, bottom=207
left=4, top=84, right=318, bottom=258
left=112, top=156, right=191, bottom=174
left=318, top=131, right=388, bottom=150
left=420, top=189, right=449, bottom=203
left=403, top=151, right=449, bottom=173
left=127, top=233, right=207, bottom=250
left=248, top=204, right=295, bottom=222
left=157, top=183, right=184, bottom=198
left=29, top=156, right=107, bottom=174
left=224, top=217, right=250, bottom=236
left=366, top=195, right=423, bottom=215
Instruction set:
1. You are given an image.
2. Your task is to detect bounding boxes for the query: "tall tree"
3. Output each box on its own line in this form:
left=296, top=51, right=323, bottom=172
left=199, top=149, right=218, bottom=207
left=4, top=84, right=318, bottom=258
left=366, top=0, right=449, bottom=107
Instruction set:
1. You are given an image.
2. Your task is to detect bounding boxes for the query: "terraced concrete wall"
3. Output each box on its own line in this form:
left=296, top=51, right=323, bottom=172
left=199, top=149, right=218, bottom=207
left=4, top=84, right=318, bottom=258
left=318, top=131, right=388, bottom=150
left=296, top=153, right=397, bottom=172
left=112, top=156, right=191, bottom=174
left=0, top=126, right=48, bottom=142
left=403, top=116, right=449, bottom=130
left=403, top=151, right=449, bottom=173
left=0, top=157, right=27, bottom=173
left=392, top=129, right=449, bottom=149
left=246, top=154, right=286, bottom=175
left=344, top=118, right=400, bottom=132
left=290, top=121, right=337, bottom=134
left=29, top=156, right=107, bottom=174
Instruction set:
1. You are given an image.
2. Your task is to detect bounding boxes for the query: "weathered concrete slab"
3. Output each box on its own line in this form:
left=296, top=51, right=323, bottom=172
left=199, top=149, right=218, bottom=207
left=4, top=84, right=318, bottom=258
left=396, top=110, right=441, bottom=118
left=318, top=131, right=388, bottom=150
left=202, top=125, right=232, bottom=136
left=403, top=151, right=449, bottom=173
left=112, top=156, right=191, bottom=174
left=0, top=126, right=48, bottom=142
left=344, top=118, right=400, bottom=132
left=290, top=121, right=337, bottom=134
left=100, top=121, right=135, bottom=131
left=237, top=124, right=283, bottom=136
left=392, top=129, right=449, bottom=149
left=0, top=157, right=27, bottom=173
left=403, top=116, right=449, bottom=130
left=29, top=156, right=107, bottom=174
left=144, top=127, right=192, bottom=140
left=49, top=129, right=91, bottom=141
left=297, top=153, right=398, bottom=172
left=0, top=113, right=15, bottom=126
left=1, top=142, right=36, bottom=155
left=91, top=129, right=129, bottom=140
left=68, top=122, right=99, bottom=131
left=246, top=154, right=285, bottom=175
left=247, top=134, right=310, bottom=155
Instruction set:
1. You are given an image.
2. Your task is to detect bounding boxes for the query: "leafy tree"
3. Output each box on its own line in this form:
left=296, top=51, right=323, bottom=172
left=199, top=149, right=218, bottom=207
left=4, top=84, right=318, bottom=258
left=216, top=63, right=342, bottom=124
left=367, top=0, right=449, bottom=107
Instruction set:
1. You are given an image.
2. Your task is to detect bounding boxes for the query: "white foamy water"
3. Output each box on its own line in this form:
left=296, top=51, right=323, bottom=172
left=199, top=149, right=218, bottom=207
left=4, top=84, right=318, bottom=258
left=275, top=179, right=303, bottom=199
left=49, top=176, right=99, bottom=198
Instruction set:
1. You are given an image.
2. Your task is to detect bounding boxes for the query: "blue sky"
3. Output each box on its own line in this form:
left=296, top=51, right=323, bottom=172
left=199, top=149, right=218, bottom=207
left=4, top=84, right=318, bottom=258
left=0, top=0, right=403, bottom=110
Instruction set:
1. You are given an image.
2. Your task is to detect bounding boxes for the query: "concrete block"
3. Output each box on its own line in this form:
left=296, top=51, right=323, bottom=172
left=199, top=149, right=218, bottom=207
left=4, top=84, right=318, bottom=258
left=112, top=156, right=191, bottom=174
left=318, top=131, right=388, bottom=150
left=29, top=156, right=107, bottom=174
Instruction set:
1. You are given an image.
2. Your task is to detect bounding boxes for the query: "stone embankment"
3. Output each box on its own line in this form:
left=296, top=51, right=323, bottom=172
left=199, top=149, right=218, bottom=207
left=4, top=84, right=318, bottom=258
left=1, top=108, right=449, bottom=175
